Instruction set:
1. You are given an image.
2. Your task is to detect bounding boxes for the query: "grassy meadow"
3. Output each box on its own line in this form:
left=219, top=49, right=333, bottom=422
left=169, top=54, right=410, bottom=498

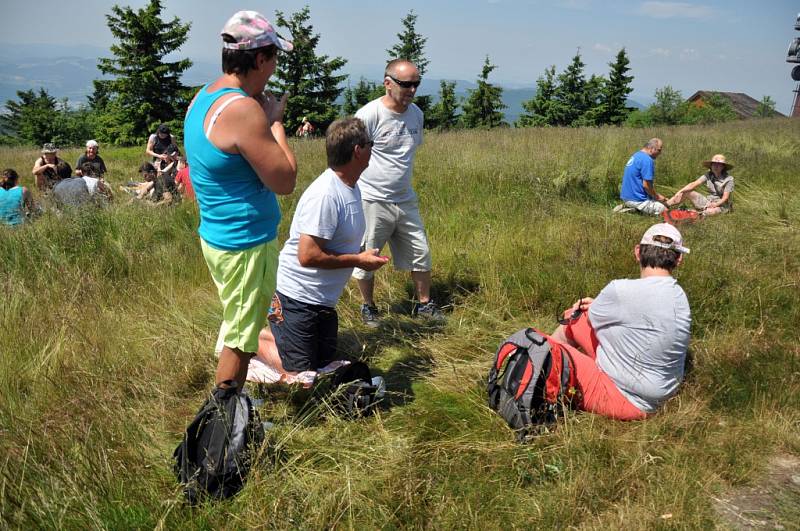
left=1, top=118, right=799, bottom=529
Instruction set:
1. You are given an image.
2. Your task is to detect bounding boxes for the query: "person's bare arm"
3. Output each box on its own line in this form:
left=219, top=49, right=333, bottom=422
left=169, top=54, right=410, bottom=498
left=21, top=187, right=35, bottom=213
left=643, top=180, right=666, bottom=202
left=708, top=190, right=731, bottom=209
left=297, top=234, right=388, bottom=271
left=214, top=94, right=297, bottom=195
left=32, top=159, right=51, bottom=190
left=145, top=136, right=165, bottom=161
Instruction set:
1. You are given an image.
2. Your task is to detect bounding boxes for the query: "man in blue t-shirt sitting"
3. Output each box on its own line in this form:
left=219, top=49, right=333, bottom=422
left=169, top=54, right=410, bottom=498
left=619, top=138, right=667, bottom=216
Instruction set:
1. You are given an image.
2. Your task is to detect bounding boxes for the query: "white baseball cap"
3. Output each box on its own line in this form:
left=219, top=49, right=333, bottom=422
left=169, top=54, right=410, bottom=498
left=640, top=223, right=690, bottom=254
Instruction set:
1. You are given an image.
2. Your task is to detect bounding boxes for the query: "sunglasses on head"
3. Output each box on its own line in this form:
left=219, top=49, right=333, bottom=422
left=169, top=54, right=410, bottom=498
left=386, top=75, right=421, bottom=89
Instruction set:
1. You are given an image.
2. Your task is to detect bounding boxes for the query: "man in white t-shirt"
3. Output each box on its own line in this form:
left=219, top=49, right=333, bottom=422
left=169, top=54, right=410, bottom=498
left=352, top=59, right=442, bottom=326
left=257, top=118, right=388, bottom=376
left=547, top=223, right=692, bottom=420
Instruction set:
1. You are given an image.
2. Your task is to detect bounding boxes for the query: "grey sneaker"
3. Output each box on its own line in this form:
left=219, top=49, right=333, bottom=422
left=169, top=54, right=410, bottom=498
left=413, top=300, right=445, bottom=321
left=361, top=304, right=380, bottom=328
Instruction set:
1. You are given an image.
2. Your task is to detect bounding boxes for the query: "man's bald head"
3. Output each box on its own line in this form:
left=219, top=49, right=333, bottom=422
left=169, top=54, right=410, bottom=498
left=385, top=59, right=418, bottom=78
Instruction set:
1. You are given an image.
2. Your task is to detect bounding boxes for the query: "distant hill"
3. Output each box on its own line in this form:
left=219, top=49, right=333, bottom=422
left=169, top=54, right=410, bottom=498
left=0, top=49, right=647, bottom=123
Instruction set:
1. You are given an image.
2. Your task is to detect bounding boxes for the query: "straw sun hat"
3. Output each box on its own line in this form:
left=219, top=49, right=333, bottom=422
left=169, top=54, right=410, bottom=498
left=702, top=154, right=733, bottom=170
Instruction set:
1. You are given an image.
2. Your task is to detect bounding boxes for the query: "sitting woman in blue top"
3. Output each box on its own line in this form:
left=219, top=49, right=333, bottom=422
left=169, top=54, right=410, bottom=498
left=667, top=154, right=734, bottom=216
left=0, top=169, right=35, bottom=226
left=184, top=10, right=297, bottom=391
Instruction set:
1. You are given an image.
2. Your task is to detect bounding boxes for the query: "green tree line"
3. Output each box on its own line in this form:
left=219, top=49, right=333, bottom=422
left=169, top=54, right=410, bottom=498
left=0, top=1, right=780, bottom=147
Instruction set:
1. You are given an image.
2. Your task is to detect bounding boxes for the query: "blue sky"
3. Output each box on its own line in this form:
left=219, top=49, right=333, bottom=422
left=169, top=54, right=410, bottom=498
left=2, top=0, right=798, bottom=112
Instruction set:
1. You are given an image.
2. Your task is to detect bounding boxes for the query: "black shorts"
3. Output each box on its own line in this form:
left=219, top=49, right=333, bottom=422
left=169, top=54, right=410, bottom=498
left=268, top=291, right=338, bottom=372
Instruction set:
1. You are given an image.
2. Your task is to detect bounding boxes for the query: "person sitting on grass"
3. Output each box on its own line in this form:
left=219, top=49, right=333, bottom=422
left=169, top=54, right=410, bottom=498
left=547, top=223, right=691, bottom=420
left=32, top=143, right=65, bottom=192
left=79, top=162, right=114, bottom=203
left=75, top=140, right=107, bottom=177
left=254, top=117, right=388, bottom=382
left=52, top=162, right=92, bottom=209
left=124, top=162, right=158, bottom=201
left=174, top=157, right=194, bottom=200
left=0, top=169, right=35, bottom=226
left=666, top=154, right=734, bottom=216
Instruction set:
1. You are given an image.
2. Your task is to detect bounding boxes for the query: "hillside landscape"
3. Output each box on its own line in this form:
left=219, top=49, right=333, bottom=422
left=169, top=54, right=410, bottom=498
left=1, top=118, right=798, bottom=528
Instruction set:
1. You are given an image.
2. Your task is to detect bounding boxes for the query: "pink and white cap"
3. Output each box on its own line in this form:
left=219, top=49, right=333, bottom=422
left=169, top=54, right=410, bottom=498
left=220, top=11, right=293, bottom=52
left=640, top=223, right=690, bottom=254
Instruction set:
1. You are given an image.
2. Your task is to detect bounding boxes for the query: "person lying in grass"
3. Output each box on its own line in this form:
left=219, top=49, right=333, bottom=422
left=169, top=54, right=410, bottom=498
left=666, top=154, right=734, bottom=216
left=548, top=223, right=691, bottom=420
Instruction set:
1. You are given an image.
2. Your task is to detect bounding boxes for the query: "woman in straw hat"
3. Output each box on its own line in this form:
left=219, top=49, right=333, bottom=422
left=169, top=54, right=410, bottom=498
left=666, top=154, right=735, bottom=216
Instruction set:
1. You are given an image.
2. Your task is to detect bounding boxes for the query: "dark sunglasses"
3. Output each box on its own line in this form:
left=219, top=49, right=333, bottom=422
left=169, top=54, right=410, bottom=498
left=386, top=75, right=421, bottom=89
left=557, top=297, right=585, bottom=326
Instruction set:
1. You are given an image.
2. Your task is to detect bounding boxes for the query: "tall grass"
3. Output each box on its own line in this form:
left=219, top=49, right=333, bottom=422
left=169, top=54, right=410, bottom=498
left=1, top=118, right=798, bottom=528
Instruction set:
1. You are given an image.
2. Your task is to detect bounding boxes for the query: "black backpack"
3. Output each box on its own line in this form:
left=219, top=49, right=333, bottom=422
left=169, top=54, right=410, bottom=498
left=487, top=328, right=577, bottom=441
left=173, top=381, right=265, bottom=505
left=313, top=361, right=383, bottom=418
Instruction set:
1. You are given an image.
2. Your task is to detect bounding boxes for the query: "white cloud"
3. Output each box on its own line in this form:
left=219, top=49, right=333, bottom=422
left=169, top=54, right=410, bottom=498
left=650, top=47, right=672, bottom=57
left=680, top=48, right=699, bottom=60
left=593, top=43, right=612, bottom=53
left=637, top=1, right=714, bottom=19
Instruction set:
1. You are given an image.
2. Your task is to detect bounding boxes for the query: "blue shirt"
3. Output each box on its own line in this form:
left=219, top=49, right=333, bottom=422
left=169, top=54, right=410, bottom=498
left=0, top=187, right=24, bottom=226
left=184, top=84, right=281, bottom=251
left=620, top=150, right=656, bottom=202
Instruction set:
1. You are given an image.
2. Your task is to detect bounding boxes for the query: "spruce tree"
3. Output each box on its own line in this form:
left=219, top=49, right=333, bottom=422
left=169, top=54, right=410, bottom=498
left=461, top=56, right=506, bottom=129
left=341, top=78, right=384, bottom=116
left=386, top=10, right=429, bottom=76
left=1, top=89, right=59, bottom=146
left=552, top=51, right=587, bottom=126
left=428, top=80, right=460, bottom=130
left=386, top=10, right=431, bottom=120
left=92, top=0, right=192, bottom=145
left=575, top=74, right=606, bottom=126
left=516, top=65, right=557, bottom=127
left=270, top=6, right=348, bottom=133
left=601, top=48, right=634, bottom=125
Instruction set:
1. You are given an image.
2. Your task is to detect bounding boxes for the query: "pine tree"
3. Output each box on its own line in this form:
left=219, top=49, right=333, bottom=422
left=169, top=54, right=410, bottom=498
left=552, top=51, right=587, bottom=126
left=1, top=89, right=59, bottom=145
left=386, top=10, right=429, bottom=76
left=341, top=78, right=385, bottom=116
left=461, top=56, right=506, bottom=129
left=516, top=66, right=557, bottom=127
left=92, top=0, right=192, bottom=145
left=1, top=89, right=93, bottom=147
left=601, top=48, right=634, bottom=125
left=270, top=6, right=347, bottom=133
left=428, top=80, right=460, bottom=130
left=386, top=10, right=431, bottom=121
left=755, top=95, right=777, bottom=117
left=575, top=74, right=606, bottom=126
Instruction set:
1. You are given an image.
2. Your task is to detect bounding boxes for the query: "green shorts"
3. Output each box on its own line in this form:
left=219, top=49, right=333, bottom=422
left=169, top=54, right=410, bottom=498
left=201, top=238, right=278, bottom=354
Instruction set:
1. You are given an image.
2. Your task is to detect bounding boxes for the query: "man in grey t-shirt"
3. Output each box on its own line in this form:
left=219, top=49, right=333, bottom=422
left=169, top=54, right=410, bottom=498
left=256, top=118, right=388, bottom=376
left=549, top=223, right=692, bottom=419
left=352, top=59, right=442, bottom=326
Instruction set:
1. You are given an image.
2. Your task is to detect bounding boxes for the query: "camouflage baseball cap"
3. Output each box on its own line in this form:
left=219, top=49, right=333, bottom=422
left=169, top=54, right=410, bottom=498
left=220, top=11, right=293, bottom=52
left=41, top=143, right=58, bottom=153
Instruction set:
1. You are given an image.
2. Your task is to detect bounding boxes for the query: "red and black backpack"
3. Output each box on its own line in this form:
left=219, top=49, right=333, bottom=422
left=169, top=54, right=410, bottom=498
left=487, top=328, right=578, bottom=440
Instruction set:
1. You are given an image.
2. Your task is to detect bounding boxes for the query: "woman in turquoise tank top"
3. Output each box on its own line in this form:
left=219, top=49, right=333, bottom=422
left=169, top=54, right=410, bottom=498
left=0, top=169, right=34, bottom=226
left=183, top=10, right=297, bottom=392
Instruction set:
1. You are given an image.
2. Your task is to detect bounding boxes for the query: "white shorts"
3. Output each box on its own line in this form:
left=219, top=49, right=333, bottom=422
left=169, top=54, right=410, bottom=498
left=351, top=199, right=432, bottom=280
left=623, top=199, right=667, bottom=216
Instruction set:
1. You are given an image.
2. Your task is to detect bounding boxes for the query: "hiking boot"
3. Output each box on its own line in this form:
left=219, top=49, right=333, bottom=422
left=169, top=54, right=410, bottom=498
left=413, top=300, right=445, bottom=321
left=360, top=304, right=380, bottom=328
